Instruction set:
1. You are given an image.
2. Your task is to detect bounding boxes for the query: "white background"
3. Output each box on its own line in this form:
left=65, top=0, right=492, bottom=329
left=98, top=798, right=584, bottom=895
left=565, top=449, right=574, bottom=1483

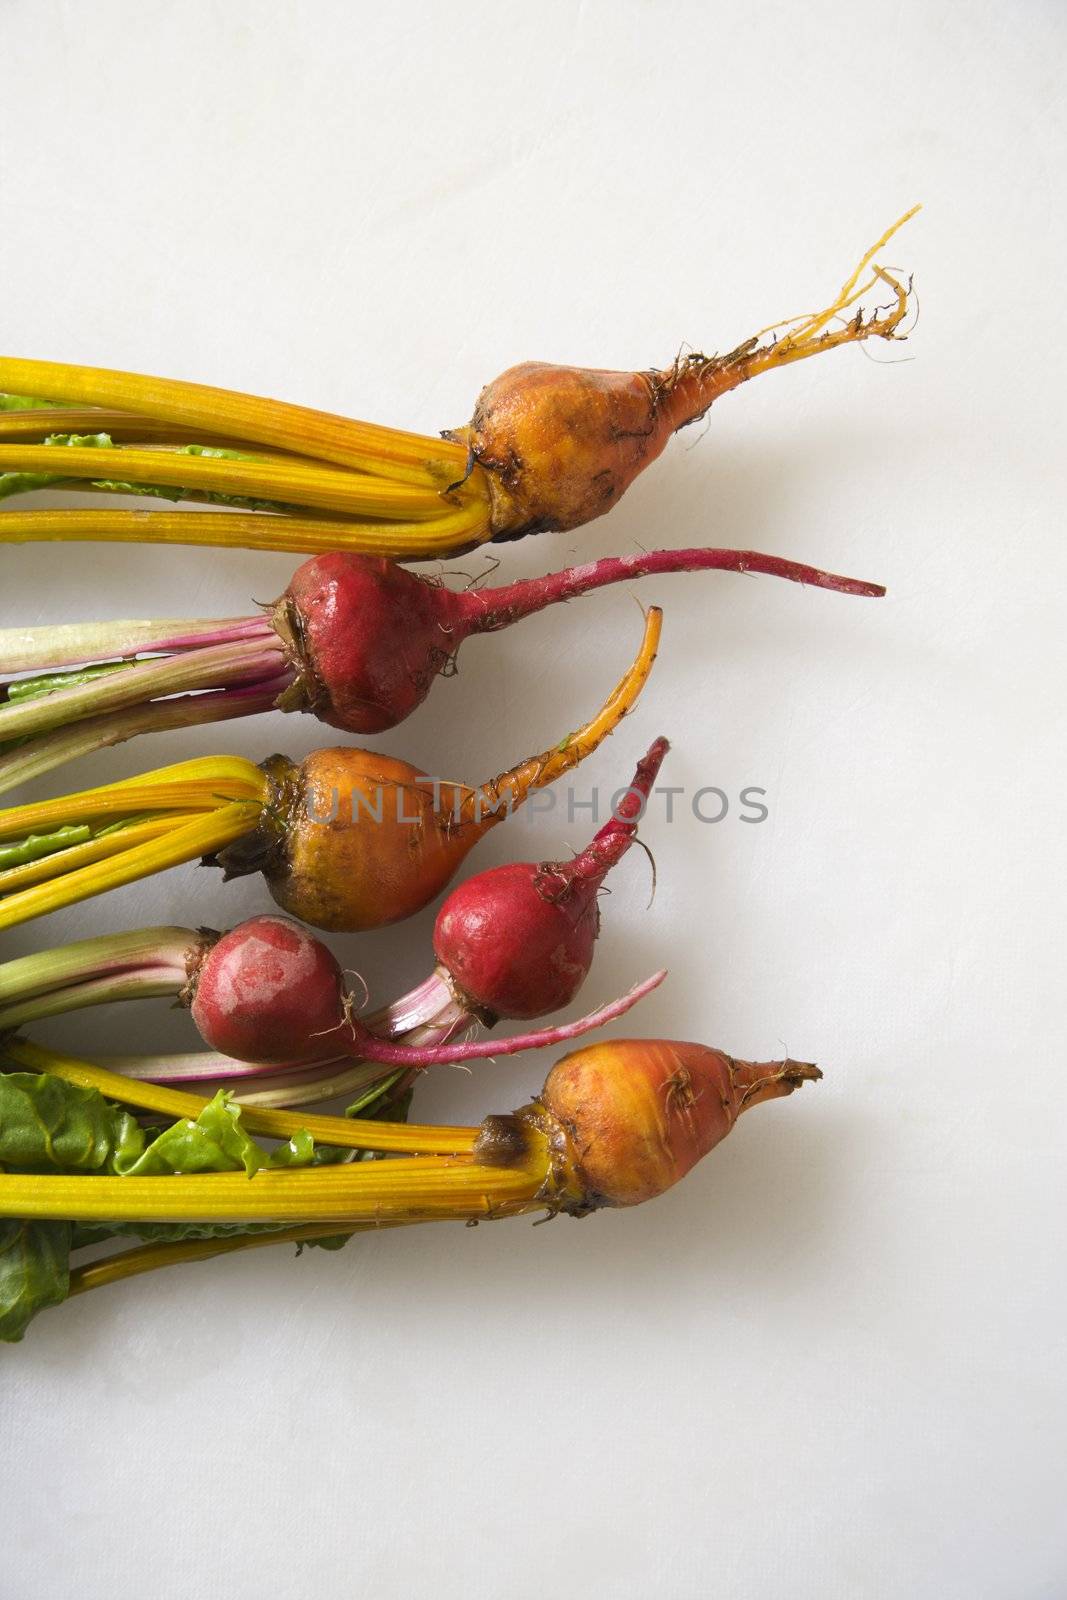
left=1, top=3, right=1064, bottom=1596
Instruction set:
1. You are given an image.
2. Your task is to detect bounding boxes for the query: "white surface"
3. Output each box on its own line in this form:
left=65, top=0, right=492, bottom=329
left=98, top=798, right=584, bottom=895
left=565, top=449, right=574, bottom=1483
left=1, top=2, right=1064, bottom=1596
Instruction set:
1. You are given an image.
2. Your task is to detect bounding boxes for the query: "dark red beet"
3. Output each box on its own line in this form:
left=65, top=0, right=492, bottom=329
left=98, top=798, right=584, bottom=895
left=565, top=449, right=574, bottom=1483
left=190, top=913, right=346, bottom=1063
left=433, top=859, right=601, bottom=1020
left=433, top=737, right=668, bottom=1020
left=276, top=549, right=884, bottom=736
left=277, top=553, right=469, bottom=734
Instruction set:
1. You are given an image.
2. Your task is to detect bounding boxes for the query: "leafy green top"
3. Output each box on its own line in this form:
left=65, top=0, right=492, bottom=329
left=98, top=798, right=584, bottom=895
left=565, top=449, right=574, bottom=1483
left=0, top=1070, right=374, bottom=1344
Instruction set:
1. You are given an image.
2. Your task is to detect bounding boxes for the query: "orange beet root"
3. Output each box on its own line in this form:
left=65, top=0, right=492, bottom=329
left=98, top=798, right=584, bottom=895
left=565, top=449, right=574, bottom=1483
left=537, top=1038, right=822, bottom=1210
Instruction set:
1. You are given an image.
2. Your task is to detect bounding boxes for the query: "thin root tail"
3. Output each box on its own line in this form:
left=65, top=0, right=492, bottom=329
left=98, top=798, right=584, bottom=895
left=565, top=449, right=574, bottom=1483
left=660, top=207, right=920, bottom=431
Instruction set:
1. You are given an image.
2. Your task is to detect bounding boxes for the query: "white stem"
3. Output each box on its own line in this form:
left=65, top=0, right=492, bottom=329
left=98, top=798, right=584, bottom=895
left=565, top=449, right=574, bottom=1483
left=0, top=638, right=287, bottom=740
left=0, top=615, right=270, bottom=673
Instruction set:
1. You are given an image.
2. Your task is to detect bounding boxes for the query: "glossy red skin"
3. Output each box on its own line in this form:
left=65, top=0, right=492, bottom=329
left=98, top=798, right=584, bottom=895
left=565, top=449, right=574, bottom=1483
left=191, top=914, right=345, bottom=1063
left=433, top=861, right=600, bottom=1020
left=285, top=553, right=470, bottom=735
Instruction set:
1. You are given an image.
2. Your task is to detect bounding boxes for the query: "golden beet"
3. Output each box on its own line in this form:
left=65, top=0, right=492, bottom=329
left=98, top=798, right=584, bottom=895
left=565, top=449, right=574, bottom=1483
left=263, top=747, right=478, bottom=932
left=540, top=1038, right=821, bottom=1208
left=447, top=362, right=672, bottom=538
left=0, top=212, right=917, bottom=560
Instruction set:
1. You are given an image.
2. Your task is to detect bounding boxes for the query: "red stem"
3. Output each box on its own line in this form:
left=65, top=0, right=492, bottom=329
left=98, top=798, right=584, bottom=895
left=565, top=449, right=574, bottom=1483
left=340, top=970, right=666, bottom=1066
left=147, top=617, right=275, bottom=654
left=556, top=734, right=668, bottom=893
left=459, top=548, right=884, bottom=634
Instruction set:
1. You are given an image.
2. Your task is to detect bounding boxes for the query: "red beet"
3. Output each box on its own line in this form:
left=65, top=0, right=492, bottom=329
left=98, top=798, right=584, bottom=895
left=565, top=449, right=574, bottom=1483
left=433, top=736, right=667, bottom=1019
left=274, top=549, right=883, bottom=735
left=190, top=914, right=346, bottom=1064
left=277, top=553, right=469, bottom=735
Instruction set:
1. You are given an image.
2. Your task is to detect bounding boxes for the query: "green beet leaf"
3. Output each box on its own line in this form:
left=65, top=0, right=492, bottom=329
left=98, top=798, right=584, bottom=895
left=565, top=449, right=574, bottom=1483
left=0, top=1220, right=71, bottom=1343
left=0, top=1066, right=412, bottom=1341
left=0, top=1072, right=142, bottom=1172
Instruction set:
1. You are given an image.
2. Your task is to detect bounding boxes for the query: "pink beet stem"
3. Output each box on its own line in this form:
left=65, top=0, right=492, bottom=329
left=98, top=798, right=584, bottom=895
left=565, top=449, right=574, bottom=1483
left=0, top=677, right=289, bottom=797
left=564, top=734, right=669, bottom=890
left=364, top=969, right=468, bottom=1037
left=121, top=1049, right=354, bottom=1085
left=459, top=547, right=884, bottom=634
left=340, top=969, right=666, bottom=1066
left=0, top=614, right=275, bottom=675
left=0, top=637, right=289, bottom=742
left=214, top=672, right=294, bottom=704
left=146, top=617, right=275, bottom=654
left=0, top=967, right=190, bottom=1028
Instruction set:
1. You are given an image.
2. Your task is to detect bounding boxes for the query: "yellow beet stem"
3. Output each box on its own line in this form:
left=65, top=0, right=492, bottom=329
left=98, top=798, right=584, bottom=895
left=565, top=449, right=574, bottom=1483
left=0, top=1052, right=546, bottom=1216
left=0, top=754, right=266, bottom=839
left=466, top=606, right=662, bottom=827
left=66, top=1220, right=420, bottom=1298
left=0, top=1160, right=541, bottom=1225
left=0, top=755, right=268, bottom=929
left=0, top=443, right=453, bottom=521
left=0, top=816, right=201, bottom=894
left=0, top=752, right=264, bottom=815
left=0, top=804, right=260, bottom=930
left=0, top=505, right=493, bottom=558
left=0, top=408, right=275, bottom=448
left=0, top=791, right=225, bottom=838
left=0, top=356, right=470, bottom=486
left=4, top=1038, right=481, bottom=1156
